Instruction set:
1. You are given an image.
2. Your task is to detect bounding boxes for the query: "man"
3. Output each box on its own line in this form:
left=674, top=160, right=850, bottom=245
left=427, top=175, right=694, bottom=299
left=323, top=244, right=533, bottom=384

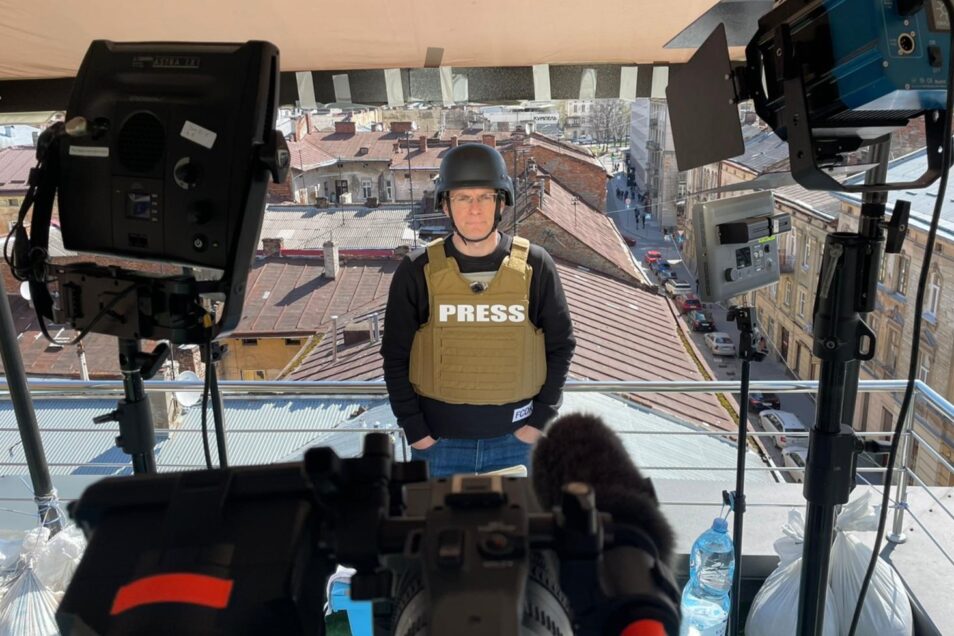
left=381, top=143, right=576, bottom=477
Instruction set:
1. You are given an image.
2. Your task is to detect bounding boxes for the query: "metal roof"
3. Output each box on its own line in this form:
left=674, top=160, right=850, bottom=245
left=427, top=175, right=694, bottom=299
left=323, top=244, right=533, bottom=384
left=833, top=147, right=954, bottom=239
left=260, top=205, right=419, bottom=251
left=157, top=397, right=388, bottom=469
left=0, top=399, right=163, bottom=477
left=280, top=392, right=772, bottom=481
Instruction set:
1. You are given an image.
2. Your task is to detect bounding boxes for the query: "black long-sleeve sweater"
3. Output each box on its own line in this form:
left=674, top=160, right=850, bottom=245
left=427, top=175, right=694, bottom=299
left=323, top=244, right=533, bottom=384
left=381, top=232, right=576, bottom=444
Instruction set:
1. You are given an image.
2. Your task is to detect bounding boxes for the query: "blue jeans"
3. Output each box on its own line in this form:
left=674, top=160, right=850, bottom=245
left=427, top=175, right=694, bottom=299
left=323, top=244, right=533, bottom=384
left=410, top=433, right=533, bottom=478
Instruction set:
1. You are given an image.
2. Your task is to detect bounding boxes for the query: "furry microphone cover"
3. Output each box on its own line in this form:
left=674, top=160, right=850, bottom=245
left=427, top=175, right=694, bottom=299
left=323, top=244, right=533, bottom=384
left=531, top=412, right=675, bottom=564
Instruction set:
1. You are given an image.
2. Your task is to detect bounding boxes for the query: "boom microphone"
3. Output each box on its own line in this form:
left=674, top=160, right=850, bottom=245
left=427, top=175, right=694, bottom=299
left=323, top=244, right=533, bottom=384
left=532, top=412, right=675, bottom=564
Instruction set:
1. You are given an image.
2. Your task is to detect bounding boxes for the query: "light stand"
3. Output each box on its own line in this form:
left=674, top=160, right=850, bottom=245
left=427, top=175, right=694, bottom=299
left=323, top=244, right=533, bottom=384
left=796, top=145, right=910, bottom=634
left=94, top=339, right=169, bottom=474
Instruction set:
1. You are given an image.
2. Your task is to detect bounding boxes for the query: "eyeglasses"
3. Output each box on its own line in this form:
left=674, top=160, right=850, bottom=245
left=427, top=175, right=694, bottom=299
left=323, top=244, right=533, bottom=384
left=448, top=193, right=499, bottom=208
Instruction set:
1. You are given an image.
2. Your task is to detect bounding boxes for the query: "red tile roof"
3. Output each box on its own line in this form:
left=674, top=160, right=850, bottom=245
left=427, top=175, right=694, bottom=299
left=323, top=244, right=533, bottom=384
left=287, top=261, right=731, bottom=429
left=536, top=177, right=641, bottom=281
left=499, top=132, right=607, bottom=171
left=234, top=257, right=397, bottom=337
left=287, top=138, right=337, bottom=171
left=0, top=148, right=35, bottom=194
left=0, top=295, right=127, bottom=378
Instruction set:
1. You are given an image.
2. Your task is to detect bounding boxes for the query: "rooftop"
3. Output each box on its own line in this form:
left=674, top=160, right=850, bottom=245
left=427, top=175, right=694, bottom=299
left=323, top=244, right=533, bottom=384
left=0, top=147, right=35, bottom=193
left=260, top=204, right=419, bottom=252
left=726, top=125, right=790, bottom=174
left=287, top=261, right=730, bottom=429
left=234, top=258, right=396, bottom=337
left=534, top=177, right=641, bottom=282
left=833, top=147, right=954, bottom=240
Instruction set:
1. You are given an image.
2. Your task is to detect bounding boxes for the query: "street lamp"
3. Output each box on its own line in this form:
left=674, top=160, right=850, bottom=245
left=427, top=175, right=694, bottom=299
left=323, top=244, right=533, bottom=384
left=406, top=131, right=416, bottom=245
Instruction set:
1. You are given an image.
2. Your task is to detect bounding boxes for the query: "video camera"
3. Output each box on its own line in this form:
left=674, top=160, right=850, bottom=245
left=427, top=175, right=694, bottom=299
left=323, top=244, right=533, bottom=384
left=56, top=433, right=681, bottom=635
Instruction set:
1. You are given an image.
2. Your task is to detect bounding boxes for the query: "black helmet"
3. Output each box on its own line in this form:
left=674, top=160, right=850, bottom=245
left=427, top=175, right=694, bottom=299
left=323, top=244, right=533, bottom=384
left=434, top=144, right=514, bottom=207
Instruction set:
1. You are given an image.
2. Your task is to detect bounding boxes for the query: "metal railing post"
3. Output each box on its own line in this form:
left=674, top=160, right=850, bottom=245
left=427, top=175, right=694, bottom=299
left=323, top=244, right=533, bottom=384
left=888, top=391, right=916, bottom=544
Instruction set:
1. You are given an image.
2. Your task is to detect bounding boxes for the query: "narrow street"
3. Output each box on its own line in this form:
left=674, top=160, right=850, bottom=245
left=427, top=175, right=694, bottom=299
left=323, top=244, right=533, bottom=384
left=605, top=170, right=889, bottom=484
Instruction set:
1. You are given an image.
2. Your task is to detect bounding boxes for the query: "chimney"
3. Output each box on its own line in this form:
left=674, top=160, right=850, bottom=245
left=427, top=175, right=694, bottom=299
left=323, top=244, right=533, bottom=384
left=262, top=237, right=284, bottom=257
left=324, top=240, right=340, bottom=279
left=482, top=134, right=496, bottom=148
left=390, top=121, right=414, bottom=134
left=294, top=115, right=308, bottom=142
left=539, top=174, right=551, bottom=194
left=174, top=344, right=205, bottom=377
left=343, top=322, right=371, bottom=345
left=149, top=389, right=182, bottom=431
left=450, top=135, right=459, bottom=147
left=334, top=121, right=356, bottom=134
left=305, top=112, right=315, bottom=135
left=419, top=135, right=428, bottom=152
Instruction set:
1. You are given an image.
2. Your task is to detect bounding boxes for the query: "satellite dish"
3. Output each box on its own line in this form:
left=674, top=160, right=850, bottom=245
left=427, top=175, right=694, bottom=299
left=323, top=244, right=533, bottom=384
left=173, top=371, right=202, bottom=408
left=19, top=281, right=31, bottom=301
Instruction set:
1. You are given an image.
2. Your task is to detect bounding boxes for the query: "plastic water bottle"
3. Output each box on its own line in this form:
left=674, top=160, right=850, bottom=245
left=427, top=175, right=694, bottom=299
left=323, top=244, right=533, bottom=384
left=679, top=517, right=735, bottom=636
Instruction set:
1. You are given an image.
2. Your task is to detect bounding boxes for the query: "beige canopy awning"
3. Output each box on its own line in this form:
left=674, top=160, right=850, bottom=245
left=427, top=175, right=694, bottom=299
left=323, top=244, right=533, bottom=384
left=0, top=0, right=747, bottom=81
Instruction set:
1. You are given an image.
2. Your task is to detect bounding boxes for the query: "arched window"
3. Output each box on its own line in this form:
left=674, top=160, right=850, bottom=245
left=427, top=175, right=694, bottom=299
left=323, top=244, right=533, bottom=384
left=928, top=270, right=942, bottom=315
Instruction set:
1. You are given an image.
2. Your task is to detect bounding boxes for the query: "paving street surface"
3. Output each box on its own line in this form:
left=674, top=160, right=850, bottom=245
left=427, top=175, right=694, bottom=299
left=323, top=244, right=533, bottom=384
left=605, top=171, right=885, bottom=485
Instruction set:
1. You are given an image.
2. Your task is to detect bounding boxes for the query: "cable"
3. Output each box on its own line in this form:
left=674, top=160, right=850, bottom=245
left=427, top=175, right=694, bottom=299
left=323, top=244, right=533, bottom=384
left=199, top=340, right=214, bottom=470
left=848, top=7, right=954, bottom=633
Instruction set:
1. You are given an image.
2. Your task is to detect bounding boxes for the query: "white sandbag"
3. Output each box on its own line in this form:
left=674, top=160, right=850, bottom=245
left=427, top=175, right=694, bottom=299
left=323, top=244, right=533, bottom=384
left=830, top=492, right=912, bottom=636
left=0, top=566, right=59, bottom=636
left=32, top=524, right=86, bottom=595
left=746, top=556, right=840, bottom=636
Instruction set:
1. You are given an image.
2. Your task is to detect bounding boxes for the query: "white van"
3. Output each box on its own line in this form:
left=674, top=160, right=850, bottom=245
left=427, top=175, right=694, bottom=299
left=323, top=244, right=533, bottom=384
left=781, top=445, right=809, bottom=482
left=758, top=410, right=807, bottom=449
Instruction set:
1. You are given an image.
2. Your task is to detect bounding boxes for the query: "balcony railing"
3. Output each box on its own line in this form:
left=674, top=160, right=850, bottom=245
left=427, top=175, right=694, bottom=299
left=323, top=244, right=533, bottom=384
left=0, top=378, right=951, bottom=630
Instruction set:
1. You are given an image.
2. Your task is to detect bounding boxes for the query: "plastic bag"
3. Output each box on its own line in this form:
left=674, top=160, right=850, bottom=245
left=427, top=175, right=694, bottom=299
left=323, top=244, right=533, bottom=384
left=0, top=565, right=59, bottom=636
left=746, top=492, right=912, bottom=636
left=32, top=524, right=86, bottom=596
left=830, top=492, right=912, bottom=636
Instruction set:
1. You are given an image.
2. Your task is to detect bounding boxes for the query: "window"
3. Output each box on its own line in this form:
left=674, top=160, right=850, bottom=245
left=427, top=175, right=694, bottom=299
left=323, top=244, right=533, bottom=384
left=6, top=198, right=17, bottom=206
left=879, top=253, right=890, bottom=284
left=919, top=352, right=932, bottom=383
left=241, top=338, right=259, bottom=346
left=386, top=180, right=393, bottom=200
left=284, top=338, right=303, bottom=346
left=361, top=179, right=372, bottom=199
left=802, top=238, right=812, bottom=269
left=881, top=407, right=894, bottom=433
left=797, top=288, right=807, bottom=318
left=896, top=257, right=910, bottom=295
left=886, top=329, right=901, bottom=371
left=784, top=281, right=793, bottom=306
left=928, top=271, right=942, bottom=315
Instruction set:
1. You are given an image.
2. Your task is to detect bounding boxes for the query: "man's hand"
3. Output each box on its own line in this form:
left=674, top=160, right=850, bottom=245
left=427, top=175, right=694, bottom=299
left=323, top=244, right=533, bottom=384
left=513, top=425, right=543, bottom=444
left=411, top=435, right=438, bottom=450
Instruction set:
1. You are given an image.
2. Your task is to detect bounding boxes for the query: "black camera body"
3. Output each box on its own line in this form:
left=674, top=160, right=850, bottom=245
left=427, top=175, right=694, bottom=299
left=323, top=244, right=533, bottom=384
left=57, top=434, right=679, bottom=635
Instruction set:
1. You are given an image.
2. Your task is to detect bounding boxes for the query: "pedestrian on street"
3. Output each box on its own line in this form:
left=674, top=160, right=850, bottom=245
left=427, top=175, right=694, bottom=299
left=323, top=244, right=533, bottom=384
left=641, top=214, right=646, bottom=229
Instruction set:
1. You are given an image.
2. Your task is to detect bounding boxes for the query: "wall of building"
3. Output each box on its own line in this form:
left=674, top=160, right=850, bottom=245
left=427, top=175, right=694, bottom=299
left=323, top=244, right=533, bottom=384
left=518, top=144, right=607, bottom=212
left=220, top=336, right=308, bottom=380
left=838, top=204, right=954, bottom=487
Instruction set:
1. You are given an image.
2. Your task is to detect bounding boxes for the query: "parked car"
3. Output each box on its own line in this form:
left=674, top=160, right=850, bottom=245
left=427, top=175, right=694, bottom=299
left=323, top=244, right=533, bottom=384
left=644, top=250, right=663, bottom=266
left=687, top=310, right=716, bottom=332
left=665, top=278, right=693, bottom=297
left=759, top=409, right=808, bottom=449
left=748, top=392, right=781, bottom=412
left=781, top=445, right=809, bottom=482
left=704, top=331, right=737, bottom=356
left=675, top=294, right=703, bottom=314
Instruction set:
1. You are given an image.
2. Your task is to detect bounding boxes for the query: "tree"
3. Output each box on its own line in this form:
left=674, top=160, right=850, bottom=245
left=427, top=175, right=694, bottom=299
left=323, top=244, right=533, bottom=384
left=587, top=99, right=630, bottom=153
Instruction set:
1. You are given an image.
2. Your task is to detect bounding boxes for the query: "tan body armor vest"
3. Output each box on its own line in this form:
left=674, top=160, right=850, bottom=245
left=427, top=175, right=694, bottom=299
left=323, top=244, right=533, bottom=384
left=409, top=236, right=547, bottom=405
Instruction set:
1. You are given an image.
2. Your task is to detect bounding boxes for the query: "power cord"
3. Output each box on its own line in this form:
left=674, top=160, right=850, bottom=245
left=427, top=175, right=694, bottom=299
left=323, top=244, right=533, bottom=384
left=848, top=4, right=954, bottom=632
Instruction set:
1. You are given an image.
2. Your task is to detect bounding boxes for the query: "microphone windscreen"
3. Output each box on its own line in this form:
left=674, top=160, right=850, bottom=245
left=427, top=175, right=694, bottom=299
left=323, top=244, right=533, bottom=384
left=531, top=412, right=675, bottom=563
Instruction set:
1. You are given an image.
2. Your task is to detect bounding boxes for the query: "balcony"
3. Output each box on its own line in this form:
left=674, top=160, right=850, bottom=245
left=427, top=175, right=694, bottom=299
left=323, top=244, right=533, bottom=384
left=0, top=378, right=951, bottom=633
